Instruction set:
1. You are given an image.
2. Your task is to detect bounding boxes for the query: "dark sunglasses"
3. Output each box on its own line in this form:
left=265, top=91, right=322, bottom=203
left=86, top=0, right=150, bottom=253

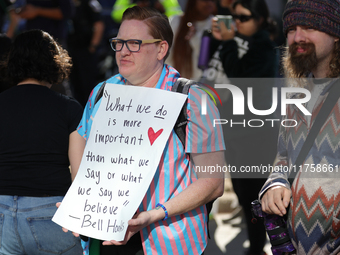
left=232, top=14, right=253, bottom=23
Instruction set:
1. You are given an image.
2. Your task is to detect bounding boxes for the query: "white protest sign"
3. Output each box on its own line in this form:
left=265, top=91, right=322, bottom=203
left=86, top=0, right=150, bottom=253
left=52, top=84, right=187, bottom=241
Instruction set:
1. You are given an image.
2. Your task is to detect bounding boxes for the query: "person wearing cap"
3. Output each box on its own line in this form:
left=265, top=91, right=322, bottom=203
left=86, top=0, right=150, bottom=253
left=259, top=0, right=340, bottom=254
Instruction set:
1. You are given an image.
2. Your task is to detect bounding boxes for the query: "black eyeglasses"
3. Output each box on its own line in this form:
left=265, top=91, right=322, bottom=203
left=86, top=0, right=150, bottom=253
left=109, top=38, right=162, bottom=52
left=232, top=14, right=253, bottom=23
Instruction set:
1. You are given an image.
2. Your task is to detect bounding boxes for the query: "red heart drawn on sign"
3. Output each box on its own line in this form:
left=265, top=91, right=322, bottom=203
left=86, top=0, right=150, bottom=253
left=148, top=127, right=163, bottom=145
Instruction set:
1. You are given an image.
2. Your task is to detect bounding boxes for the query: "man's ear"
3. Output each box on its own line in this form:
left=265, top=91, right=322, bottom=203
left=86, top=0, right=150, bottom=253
left=157, top=41, right=169, bottom=61
left=335, top=37, right=339, bottom=43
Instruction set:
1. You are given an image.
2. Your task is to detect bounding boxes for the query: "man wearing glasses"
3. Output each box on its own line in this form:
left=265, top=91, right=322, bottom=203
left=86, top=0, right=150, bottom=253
left=69, top=5, right=226, bottom=255
left=109, top=38, right=162, bottom=53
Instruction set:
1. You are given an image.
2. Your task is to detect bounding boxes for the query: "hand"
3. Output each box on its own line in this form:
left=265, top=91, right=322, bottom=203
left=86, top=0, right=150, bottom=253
left=261, top=186, right=291, bottom=216
left=18, top=4, right=39, bottom=19
left=102, top=211, right=152, bottom=245
left=55, top=202, right=80, bottom=237
left=211, top=17, right=235, bottom=41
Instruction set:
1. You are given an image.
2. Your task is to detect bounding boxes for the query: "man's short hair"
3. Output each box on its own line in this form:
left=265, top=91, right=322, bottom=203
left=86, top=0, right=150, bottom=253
left=122, top=6, right=173, bottom=61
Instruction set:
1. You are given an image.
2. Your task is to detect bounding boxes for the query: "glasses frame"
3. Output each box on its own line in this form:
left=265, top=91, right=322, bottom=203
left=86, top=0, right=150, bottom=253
left=232, top=14, right=253, bottom=23
left=109, top=38, right=162, bottom=52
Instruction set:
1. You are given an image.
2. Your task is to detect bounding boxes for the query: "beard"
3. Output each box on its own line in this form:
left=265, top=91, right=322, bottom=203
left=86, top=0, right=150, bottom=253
left=286, top=42, right=318, bottom=78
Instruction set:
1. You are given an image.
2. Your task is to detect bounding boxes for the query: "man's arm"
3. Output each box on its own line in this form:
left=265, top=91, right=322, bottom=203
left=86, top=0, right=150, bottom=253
left=68, top=131, right=86, bottom=181
left=6, top=9, right=20, bottom=38
left=18, top=0, right=74, bottom=20
left=259, top=120, right=292, bottom=216
left=104, top=150, right=226, bottom=245
left=19, top=4, right=63, bottom=20
left=157, top=151, right=225, bottom=215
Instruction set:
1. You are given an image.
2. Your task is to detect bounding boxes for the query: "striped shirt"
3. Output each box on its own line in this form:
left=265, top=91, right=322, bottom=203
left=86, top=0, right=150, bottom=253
left=77, top=64, right=225, bottom=255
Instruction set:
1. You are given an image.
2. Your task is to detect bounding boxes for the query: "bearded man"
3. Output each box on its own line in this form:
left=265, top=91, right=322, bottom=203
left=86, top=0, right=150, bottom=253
left=259, top=0, right=340, bottom=254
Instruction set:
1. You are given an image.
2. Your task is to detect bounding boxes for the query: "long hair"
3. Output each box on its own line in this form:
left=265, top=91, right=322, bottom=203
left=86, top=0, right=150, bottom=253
left=4, top=30, right=72, bottom=86
left=122, top=6, right=173, bottom=61
left=233, top=0, right=276, bottom=34
left=172, top=0, right=205, bottom=78
left=329, top=40, right=340, bottom=78
left=282, top=40, right=340, bottom=81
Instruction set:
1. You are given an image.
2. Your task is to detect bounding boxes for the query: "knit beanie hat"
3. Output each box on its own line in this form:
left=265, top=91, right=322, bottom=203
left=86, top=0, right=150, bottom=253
left=283, top=0, right=340, bottom=38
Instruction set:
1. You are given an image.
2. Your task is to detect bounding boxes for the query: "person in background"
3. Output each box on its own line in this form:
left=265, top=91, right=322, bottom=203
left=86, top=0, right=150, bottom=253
left=67, top=0, right=105, bottom=107
left=5, top=0, right=75, bottom=95
left=0, top=29, right=84, bottom=255
left=0, top=0, right=16, bottom=37
left=166, top=0, right=217, bottom=80
left=10, top=0, right=74, bottom=46
left=0, top=33, right=11, bottom=93
left=260, top=0, right=340, bottom=254
left=111, top=0, right=182, bottom=24
left=61, top=6, right=226, bottom=255
left=211, top=0, right=279, bottom=254
left=212, top=0, right=278, bottom=77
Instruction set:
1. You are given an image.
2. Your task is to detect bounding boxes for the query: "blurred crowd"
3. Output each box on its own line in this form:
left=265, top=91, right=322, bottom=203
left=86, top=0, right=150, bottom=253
left=0, top=1, right=289, bottom=255
left=0, top=0, right=287, bottom=101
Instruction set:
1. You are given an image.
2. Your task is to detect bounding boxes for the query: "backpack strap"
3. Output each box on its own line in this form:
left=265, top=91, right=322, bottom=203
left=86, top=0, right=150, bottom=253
left=172, top=78, right=215, bottom=239
left=288, top=78, right=340, bottom=185
left=93, top=81, right=107, bottom=108
left=172, top=78, right=197, bottom=147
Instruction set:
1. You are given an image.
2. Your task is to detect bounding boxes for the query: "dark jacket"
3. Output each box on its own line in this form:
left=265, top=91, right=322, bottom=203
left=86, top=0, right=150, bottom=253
left=218, top=30, right=279, bottom=140
left=219, top=29, right=278, bottom=78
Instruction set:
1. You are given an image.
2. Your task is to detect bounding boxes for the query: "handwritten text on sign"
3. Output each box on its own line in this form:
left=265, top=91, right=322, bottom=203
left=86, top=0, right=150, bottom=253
left=52, top=84, right=187, bottom=241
